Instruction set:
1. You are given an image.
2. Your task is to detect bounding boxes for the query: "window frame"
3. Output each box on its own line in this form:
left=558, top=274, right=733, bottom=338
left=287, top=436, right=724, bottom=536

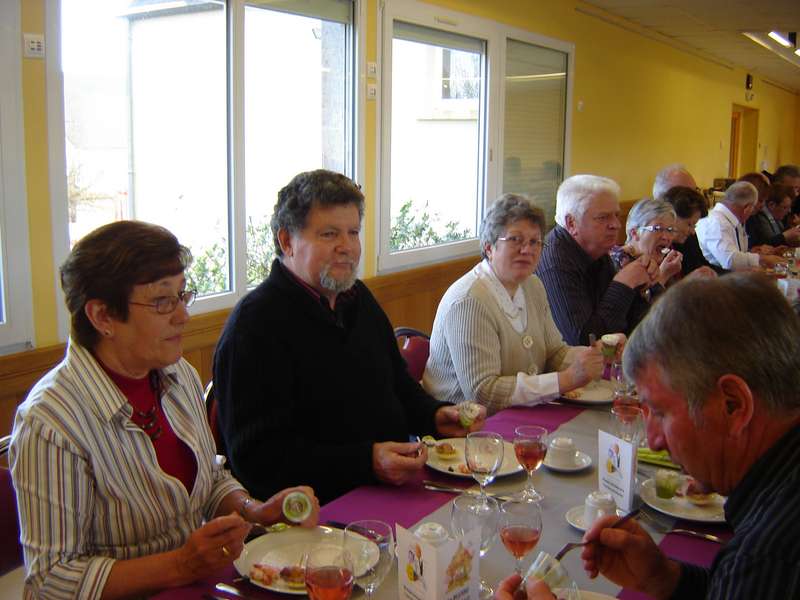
left=46, top=0, right=364, bottom=342
left=0, top=0, right=34, bottom=354
left=376, top=0, right=574, bottom=273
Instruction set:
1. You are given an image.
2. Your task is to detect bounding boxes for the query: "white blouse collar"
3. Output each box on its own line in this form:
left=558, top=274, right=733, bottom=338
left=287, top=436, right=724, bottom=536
left=475, top=259, right=528, bottom=333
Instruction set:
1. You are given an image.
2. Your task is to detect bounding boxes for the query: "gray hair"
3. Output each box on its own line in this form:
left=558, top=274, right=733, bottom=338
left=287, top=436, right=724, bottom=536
left=271, top=169, right=364, bottom=257
left=480, top=194, right=545, bottom=259
left=623, top=273, right=800, bottom=419
left=652, top=163, right=692, bottom=199
left=624, top=198, right=676, bottom=244
left=555, top=174, right=620, bottom=228
left=723, top=181, right=758, bottom=208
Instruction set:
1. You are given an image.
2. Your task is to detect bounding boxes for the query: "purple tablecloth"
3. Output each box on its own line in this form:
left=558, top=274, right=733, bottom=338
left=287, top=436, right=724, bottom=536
left=154, top=402, right=730, bottom=599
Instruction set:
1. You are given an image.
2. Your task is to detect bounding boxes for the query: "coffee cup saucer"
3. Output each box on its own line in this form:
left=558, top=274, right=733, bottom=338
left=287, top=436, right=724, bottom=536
left=544, top=451, right=592, bottom=473
left=565, top=505, right=625, bottom=532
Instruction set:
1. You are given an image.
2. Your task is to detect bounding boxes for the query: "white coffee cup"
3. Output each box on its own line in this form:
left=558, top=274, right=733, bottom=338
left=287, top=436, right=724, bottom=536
left=548, top=436, right=577, bottom=468
left=583, top=491, right=616, bottom=529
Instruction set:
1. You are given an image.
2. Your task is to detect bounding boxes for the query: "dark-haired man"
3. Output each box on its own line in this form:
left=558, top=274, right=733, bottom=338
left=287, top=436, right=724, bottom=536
left=214, top=169, right=483, bottom=504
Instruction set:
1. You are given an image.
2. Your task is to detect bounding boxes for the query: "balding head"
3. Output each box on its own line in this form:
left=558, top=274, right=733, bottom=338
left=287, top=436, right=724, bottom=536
left=653, top=164, right=697, bottom=199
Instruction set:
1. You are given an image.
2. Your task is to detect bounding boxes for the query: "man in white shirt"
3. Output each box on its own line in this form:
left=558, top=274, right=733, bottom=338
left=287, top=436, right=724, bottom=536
left=696, top=181, right=785, bottom=272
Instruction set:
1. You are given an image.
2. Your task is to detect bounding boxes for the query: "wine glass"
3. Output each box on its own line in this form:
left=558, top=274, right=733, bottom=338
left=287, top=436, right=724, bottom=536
left=500, top=498, right=543, bottom=575
left=451, top=493, right=499, bottom=600
left=513, top=425, right=547, bottom=502
left=611, top=405, right=644, bottom=446
left=304, top=544, right=354, bottom=600
left=464, top=431, right=504, bottom=501
left=343, top=520, right=394, bottom=599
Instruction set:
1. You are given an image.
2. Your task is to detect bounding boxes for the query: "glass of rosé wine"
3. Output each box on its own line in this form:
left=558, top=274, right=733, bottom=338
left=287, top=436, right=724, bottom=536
left=513, top=425, right=548, bottom=502
left=500, top=497, right=543, bottom=575
left=303, top=544, right=354, bottom=600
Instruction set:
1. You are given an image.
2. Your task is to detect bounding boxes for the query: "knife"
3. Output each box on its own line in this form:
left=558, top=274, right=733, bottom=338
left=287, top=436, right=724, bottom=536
left=215, top=582, right=257, bottom=600
left=423, top=480, right=514, bottom=501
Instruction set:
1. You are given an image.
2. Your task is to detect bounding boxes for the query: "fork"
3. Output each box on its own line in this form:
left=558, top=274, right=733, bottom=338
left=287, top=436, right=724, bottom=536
left=638, top=509, right=723, bottom=543
left=553, top=509, right=640, bottom=561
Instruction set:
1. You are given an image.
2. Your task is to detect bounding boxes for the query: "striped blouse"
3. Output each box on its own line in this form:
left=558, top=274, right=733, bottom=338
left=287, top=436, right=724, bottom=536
left=9, top=341, right=244, bottom=600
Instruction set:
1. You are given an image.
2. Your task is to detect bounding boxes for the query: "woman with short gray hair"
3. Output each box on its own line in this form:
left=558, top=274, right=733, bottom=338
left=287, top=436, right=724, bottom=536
left=609, top=198, right=684, bottom=329
left=423, top=194, right=603, bottom=416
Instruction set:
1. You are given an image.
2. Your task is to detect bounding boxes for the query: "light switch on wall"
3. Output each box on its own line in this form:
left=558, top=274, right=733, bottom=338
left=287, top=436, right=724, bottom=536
left=23, top=33, right=45, bottom=59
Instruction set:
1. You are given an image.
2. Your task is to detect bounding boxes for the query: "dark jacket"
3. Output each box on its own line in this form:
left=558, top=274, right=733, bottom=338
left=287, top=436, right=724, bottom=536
left=213, top=260, right=447, bottom=503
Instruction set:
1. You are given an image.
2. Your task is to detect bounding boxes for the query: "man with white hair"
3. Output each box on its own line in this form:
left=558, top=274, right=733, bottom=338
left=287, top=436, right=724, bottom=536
left=652, top=163, right=697, bottom=200
left=538, top=174, right=658, bottom=346
left=695, top=181, right=785, bottom=272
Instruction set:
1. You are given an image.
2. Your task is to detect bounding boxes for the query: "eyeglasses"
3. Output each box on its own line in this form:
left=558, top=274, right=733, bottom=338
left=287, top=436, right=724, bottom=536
left=639, top=225, right=676, bottom=234
left=497, top=235, right=547, bottom=251
left=129, top=290, right=197, bottom=314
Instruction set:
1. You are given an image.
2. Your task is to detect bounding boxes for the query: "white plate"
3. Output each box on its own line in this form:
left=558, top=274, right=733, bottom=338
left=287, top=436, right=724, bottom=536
left=640, top=478, right=726, bottom=523
left=555, top=591, right=615, bottom=600
left=564, top=506, right=625, bottom=532
left=234, top=525, right=378, bottom=595
left=560, top=380, right=614, bottom=404
left=544, top=451, right=592, bottom=473
left=425, top=437, right=523, bottom=479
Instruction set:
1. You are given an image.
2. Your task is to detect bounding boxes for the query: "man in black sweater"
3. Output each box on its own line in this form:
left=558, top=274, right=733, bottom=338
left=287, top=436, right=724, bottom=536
left=213, top=170, right=484, bottom=504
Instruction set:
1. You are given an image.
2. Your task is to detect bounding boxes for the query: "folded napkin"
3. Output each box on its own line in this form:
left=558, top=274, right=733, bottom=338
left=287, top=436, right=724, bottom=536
left=638, top=448, right=681, bottom=470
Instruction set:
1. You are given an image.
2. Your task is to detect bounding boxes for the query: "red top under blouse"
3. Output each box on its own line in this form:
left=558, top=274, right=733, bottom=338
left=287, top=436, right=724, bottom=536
left=99, top=360, right=198, bottom=495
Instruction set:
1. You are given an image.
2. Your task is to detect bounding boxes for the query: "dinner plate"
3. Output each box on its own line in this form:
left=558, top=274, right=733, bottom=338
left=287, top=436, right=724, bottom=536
left=425, top=437, right=523, bottom=479
left=640, top=478, right=726, bottom=523
left=554, top=591, right=615, bottom=600
left=544, top=451, right=592, bottom=473
left=233, top=525, right=378, bottom=595
left=560, top=380, right=614, bottom=404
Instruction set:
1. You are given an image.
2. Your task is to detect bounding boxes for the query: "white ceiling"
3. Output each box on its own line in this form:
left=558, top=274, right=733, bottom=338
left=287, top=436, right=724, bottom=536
left=581, top=0, right=800, bottom=93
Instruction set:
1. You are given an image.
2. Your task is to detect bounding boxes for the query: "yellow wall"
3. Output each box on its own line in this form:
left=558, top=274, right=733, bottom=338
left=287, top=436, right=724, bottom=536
left=17, top=0, right=800, bottom=346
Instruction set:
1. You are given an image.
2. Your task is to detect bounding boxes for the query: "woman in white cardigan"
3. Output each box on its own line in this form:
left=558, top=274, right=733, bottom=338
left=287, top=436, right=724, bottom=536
left=423, top=194, right=605, bottom=415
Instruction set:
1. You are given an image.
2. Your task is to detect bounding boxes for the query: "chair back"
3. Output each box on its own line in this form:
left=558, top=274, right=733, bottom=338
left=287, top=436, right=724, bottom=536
left=394, top=327, right=431, bottom=382
left=0, top=435, right=23, bottom=576
left=203, top=382, right=224, bottom=455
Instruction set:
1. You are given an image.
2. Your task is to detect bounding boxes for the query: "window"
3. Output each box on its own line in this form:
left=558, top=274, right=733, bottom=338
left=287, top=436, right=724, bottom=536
left=49, top=0, right=359, bottom=335
left=0, top=1, right=34, bottom=353
left=378, top=0, right=572, bottom=272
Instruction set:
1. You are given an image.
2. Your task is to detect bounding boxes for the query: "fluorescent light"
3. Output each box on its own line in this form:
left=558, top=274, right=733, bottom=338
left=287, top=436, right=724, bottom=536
left=796, top=48, right=800, bottom=57
left=768, top=31, right=792, bottom=48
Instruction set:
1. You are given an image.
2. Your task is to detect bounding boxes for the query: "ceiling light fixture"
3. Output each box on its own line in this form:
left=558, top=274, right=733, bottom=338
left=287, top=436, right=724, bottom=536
left=768, top=31, right=792, bottom=48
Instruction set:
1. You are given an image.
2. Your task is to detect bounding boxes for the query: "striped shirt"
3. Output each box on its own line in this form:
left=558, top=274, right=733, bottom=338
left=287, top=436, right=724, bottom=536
left=537, top=225, right=637, bottom=345
left=10, top=341, right=244, bottom=600
left=669, top=424, right=800, bottom=599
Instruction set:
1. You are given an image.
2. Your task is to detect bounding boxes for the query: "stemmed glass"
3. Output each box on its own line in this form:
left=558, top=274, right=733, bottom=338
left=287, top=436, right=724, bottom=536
left=303, top=544, right=354, bottom=600
left=451, top=493, right=499, bottom=600
left=513, top=426, right=547, bottom=502
left=343, top=520, right=394, bottom=599
left=500, top=498, right=543, bottom=576
left=464, top=431, right=504, bottom=501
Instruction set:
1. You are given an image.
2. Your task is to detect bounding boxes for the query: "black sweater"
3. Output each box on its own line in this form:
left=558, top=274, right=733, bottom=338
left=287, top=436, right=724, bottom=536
left=213, top=260, right=447, bottom=504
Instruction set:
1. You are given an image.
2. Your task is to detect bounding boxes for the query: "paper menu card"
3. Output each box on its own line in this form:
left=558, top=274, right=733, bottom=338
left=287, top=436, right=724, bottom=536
left=396, top=524, right=480, bottom=600
left=598, top=430, right=636, bottom=512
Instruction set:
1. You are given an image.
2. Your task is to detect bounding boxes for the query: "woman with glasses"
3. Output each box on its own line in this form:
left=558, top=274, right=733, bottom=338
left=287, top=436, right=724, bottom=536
left=423, top=194, right=604, bottom=416
left=9, top=221, right=318, bottom=600
left=610, top=198, right=684, bottom=328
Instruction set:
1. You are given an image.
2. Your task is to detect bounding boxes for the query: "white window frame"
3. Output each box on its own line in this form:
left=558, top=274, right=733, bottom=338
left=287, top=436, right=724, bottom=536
left=376, top=0, right=573, bottom=273
left=46, top=0, right=365, bottom=342
left=0, top=1, right=34, bottom=354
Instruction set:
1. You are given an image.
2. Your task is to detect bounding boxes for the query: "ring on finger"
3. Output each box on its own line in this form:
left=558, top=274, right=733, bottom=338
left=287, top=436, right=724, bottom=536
left=222, top=545, right=231, bottom=558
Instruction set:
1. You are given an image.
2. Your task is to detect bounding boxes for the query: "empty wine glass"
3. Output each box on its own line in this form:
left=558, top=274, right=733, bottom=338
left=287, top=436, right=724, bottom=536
left=500, top=498, right=543, bottom=575
left=451, top=493, right=499, bottom=600
left=464, top=431, right=504, bottom=501
left=343, top=520, right=394, bottom=599
left=303, top=544, right=354, bottom=600
left=513, top=425, right=548, bottom=502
